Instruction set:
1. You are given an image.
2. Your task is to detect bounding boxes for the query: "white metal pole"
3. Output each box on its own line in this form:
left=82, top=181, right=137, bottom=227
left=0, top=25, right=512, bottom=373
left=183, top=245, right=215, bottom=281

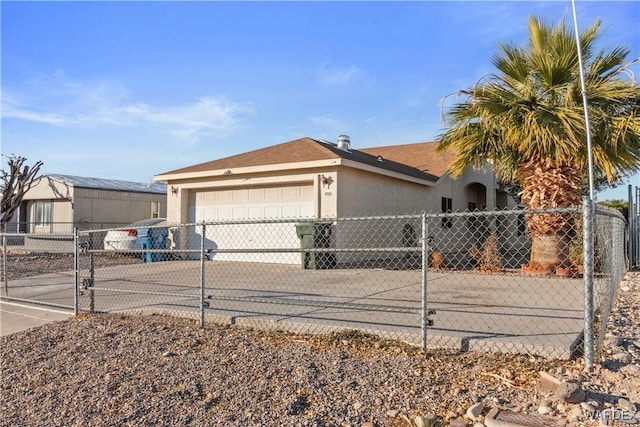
left=572, top=0, right=596, bottom=369
left=421, top=213, right=428, bottom=353
left=200, top=223, right=206, bottom=328
left=571, top=0, right=595, bottom=200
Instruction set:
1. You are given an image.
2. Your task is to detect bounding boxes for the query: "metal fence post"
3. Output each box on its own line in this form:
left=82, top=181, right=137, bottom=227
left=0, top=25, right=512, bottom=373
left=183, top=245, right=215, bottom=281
left=627, top=185, right=635, bottom=269
left=74, top=227, right=79, bottom=316
left=421, top=212, right=428, bottom=353
left=2, top=224, right=7, bottom=296
left=637, top=186, right=640, bottom=267
left=583, top=198, right=595, bottom=368
left=200, top=222, right=206, bottom=328
left=615, top=214, right=624, bottom=285
left=89, top=234, right=95, bottom=314
left=636, top=187, right=640, bottom=267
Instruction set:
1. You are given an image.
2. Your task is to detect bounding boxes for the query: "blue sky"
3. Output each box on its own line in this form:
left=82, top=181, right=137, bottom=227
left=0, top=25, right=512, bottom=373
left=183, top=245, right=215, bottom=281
left=1, top=1, right=638, bottom=201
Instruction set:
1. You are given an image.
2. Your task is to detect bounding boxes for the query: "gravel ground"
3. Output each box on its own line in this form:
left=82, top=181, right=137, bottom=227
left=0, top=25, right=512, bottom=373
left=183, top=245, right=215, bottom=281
left=3, top=251, right=142, bottom=281
left=1, top=271, right=639, bottom=427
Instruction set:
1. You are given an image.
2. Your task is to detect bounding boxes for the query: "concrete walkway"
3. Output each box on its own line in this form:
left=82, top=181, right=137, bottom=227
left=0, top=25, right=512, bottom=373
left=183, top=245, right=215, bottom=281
left=0, top=300, right=73, bottom=336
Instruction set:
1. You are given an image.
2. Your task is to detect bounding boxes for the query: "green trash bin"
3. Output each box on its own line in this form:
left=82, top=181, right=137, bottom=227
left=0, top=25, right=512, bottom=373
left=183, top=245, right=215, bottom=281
left=295, top=222, right=336, bottom=269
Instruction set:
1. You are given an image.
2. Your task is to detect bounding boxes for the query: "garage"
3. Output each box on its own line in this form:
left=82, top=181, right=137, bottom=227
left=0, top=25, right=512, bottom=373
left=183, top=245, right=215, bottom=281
left=188, top=184, right=314, bottom=263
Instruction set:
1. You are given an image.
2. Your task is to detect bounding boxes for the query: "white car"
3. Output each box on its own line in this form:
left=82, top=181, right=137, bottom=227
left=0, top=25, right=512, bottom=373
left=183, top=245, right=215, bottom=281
left=103, top=218, right=167, bottom=252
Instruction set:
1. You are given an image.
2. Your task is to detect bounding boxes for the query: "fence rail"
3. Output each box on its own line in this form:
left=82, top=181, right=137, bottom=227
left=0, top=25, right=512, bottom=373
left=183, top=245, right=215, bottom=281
left=1, top=205, right=628, bottom=363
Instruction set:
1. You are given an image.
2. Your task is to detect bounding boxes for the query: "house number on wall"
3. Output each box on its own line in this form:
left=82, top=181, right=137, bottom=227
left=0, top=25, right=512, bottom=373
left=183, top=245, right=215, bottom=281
left=324, top=192, right=332, bottom=196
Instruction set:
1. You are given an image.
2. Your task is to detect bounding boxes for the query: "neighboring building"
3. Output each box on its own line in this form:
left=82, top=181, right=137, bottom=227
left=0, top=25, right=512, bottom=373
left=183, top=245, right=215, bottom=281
left=15, top=174, right=167, bottom=233
left=155, top=136, right=523, bottom=265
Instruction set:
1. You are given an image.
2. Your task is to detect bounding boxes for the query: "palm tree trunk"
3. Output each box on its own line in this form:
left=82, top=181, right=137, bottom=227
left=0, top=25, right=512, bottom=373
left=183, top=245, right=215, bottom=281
left=518, top=159, right=582, bottom=270
left=529, top=232, right=572, bottom=268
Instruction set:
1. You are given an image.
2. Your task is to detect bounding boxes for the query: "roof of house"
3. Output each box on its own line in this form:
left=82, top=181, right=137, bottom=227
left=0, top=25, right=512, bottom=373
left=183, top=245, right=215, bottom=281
left=44, top=174, right=167, bottom=194
left=158, top=137, right=454, bottom=182
left=359, top=141, right=458, bottom=178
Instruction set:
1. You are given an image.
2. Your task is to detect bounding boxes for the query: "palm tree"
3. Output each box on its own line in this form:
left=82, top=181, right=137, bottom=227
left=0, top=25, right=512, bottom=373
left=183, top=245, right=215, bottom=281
left=437, top=15, right=640, bottom=270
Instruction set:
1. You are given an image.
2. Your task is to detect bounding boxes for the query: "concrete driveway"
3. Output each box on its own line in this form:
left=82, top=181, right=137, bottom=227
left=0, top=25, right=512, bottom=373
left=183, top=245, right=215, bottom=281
left=0, top=300, right=73, bottom=336
left=2, top=260, right=586, bottom=358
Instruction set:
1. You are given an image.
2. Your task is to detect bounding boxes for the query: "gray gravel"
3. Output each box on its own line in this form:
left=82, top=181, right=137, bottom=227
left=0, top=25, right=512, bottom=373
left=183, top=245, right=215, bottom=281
left=1, top=271, right=639, bottom=427
left=0, top=316, right=558, bottom=426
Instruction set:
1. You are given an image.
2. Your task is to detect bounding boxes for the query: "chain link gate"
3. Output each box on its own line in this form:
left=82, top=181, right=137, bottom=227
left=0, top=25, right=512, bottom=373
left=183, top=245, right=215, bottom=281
left=75, top=216, right=436, bottom=347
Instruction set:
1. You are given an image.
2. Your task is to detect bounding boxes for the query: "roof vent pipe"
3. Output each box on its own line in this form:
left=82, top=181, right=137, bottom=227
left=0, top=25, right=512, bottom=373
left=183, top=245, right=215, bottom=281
left=337, top=134, right=351, bottom=152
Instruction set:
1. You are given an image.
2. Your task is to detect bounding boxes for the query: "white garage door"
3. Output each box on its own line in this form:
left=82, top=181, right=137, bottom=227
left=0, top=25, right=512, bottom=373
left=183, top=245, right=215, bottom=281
left=188, top=185, right=314, bottom=263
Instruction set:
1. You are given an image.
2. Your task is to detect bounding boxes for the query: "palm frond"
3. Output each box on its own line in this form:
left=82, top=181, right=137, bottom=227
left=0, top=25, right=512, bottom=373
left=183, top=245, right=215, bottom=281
left=436, top=14, right=640, bottom=196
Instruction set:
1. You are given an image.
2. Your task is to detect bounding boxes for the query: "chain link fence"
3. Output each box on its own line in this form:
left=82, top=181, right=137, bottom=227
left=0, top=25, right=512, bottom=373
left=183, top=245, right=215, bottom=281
left=1, top=205, right=627, bottom=361
left=592, top=205, right=628, bottom=361
left=629, top=185, right=640, bottom=269
left=1, top=230, right=76, bottom=309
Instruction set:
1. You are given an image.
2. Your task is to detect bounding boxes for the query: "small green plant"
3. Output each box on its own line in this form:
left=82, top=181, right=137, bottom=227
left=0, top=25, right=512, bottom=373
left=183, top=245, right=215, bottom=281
left=401, top=414, right=445, bottom=427
left=469, top=232, right=503, bottom=272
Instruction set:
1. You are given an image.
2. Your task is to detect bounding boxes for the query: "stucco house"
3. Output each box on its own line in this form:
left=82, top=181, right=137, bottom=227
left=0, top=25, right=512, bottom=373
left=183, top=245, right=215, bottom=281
left=13, top=174, right=167, bottom=234
left=154, top=136, right=522, bottom=265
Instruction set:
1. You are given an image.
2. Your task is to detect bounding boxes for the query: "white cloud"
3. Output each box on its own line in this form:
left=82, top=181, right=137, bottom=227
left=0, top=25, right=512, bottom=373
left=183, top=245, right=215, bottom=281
left=119, top=97, right=250, bottom=141
left=1, top=73, right=252, bottom=142
left=317, top=63, right=363, bottom=85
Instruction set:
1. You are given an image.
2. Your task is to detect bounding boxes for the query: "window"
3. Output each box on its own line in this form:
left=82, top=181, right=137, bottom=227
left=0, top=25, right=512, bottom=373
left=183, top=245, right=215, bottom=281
left=151, top=202, right=161, bottom=219
left=35, top=201, right=52, bottom=227
left=441, top=197, right=452, bottom=228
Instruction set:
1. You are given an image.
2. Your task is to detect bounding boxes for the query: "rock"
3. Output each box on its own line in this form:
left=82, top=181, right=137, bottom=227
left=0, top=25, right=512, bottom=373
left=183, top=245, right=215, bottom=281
left=449, top=418, right=468, bottom=427
left=539, top=371, right=562, bottom=394
left=353, top=402, right=363, bottom=411
left=621, top=365, right=640, bottom=374
left=618, top=398, right=637, bottom=412
left=605, top=334, right=622, bottom=347
left=161, top=351, right=176, bottom=357
left=500, top=368, right=514, bottom=380
left=361, top=422, right=374, bottom=427
left=385, top=409, right=399, bottom=418
left=465, top=403, right=483, bottom=420
left=374, top=398, right=383, bottom=406
left=538, top=406, right=553, bottom=415
left=447, top=411, right=460, bottom=419
left=568, top=406, right=583, bottom=422
left=621, top=286, right=631, bottom=292
left=555, top=381, right=586, bottom=404
left=612, top=352, right=633, bottom=364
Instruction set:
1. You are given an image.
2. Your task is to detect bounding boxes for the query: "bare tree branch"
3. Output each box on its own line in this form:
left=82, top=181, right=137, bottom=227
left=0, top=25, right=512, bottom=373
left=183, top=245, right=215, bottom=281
left=1, top=155, right=44, bottom=228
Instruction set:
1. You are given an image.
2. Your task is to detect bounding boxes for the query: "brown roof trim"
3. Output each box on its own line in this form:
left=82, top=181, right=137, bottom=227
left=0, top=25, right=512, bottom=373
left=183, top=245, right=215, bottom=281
left=359, top=141, right=456, bottom=178
left=157, top=138, right=335, bottom=176
left=156, top=137, right=448, bottom=182
left=313, top=139, right=439, bottom=182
